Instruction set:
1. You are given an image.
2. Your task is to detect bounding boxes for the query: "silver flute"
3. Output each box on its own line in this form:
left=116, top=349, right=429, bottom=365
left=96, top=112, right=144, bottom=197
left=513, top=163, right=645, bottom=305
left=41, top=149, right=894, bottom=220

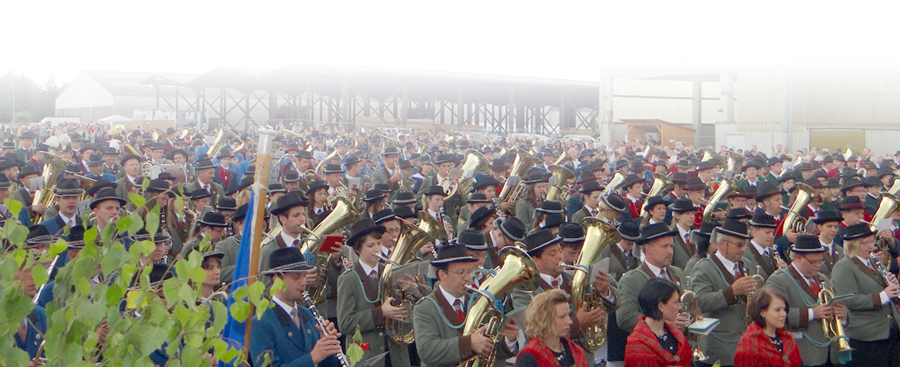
left=301, top=291, right=352, bottom=367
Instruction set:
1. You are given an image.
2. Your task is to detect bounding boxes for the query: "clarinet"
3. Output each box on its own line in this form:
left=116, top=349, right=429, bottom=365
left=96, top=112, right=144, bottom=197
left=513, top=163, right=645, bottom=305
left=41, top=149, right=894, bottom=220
left=301, top=291, right=352, bottom=367
left=439, top=206, right=456, bottom=243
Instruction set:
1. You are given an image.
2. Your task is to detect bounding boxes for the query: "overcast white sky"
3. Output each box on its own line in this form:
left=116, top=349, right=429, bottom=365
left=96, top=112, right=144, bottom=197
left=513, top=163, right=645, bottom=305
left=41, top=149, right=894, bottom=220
left=2, top=0, right=898, bottom=84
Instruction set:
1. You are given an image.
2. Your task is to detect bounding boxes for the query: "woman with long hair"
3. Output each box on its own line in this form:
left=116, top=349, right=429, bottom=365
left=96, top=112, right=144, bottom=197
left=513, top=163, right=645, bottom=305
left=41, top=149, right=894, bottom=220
left=734, top=288, right=801, bottom=367
left=515, top=172, right=548, bottom=230
left=305, top=181, right=329, bottom=228
left=624, top=277, right=691, bottom=367
left=516, top=289, right=589, bottom=367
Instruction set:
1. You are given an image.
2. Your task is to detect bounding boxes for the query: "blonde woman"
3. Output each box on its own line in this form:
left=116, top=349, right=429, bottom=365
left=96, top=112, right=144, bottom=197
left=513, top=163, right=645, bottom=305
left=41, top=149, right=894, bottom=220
left=516, top=289, right=589, bottom=367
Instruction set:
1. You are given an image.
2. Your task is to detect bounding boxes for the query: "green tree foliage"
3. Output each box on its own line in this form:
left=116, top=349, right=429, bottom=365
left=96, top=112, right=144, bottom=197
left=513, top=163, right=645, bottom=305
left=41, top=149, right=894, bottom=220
left=0, top=200, right=271, bottom=366
left=0, top=73, right=65, bottom=123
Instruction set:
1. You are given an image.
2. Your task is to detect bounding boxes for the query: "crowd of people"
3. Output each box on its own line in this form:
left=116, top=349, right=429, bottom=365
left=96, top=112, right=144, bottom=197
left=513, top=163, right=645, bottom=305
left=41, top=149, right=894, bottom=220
left=8, top=118, right=900, bottom=367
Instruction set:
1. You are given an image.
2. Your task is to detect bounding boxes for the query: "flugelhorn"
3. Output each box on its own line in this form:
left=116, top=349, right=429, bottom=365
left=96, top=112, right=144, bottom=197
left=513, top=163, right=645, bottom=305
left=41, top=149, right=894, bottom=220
left=818, top=280, right=852, bottom=353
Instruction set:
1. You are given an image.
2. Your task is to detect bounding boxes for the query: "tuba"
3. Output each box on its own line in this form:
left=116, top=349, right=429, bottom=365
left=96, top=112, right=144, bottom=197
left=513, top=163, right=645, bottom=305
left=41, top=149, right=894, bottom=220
left=459, top=246, right=539, bottom=367
left=315, top=150, right=344, bottom=178
left=639, top=173, right=674, bottom=217
left=546, top=165, right=575, bottom=204
left=565, top=218, right=620, bottom=352
left=642, top=144, right=660, bottom=160
left=207, top=127, right=237, bottom=158
left=723, top=150, right=747, bottom=180
left=496, top=149, right=538, bottom=206
left=380, top=219, right=435, bottom=345
left=457, top=149, right=491, bottom=196
left=30, top=152, right=74, bottom=224
left=700, top=148, right=727, bottom=172
left=299, top=197, right=359, bottom=303
left=702, top=178, right=737, bottom=222
left=842, top=146, right=858, bottom=162
left=782, top=182, right=821, bottom=234
left=601, top=170, right=628, bottom=197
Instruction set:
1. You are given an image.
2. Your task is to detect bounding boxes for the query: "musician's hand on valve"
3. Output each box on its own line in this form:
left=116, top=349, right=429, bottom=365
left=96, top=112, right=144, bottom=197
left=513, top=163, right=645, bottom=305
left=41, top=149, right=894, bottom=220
left=381, top=298, right=408, bottom=321
left=311, top=333, right=343, bottom=364
left=731, top=276, right=758, bottom=296
left=875, top=249, right=890, bottom=266
left=304, top=269, right=318, bottom=285
left=576, top=303, right=606, bottom=325
left=666, top=312, right=689, bottom=331
left=499, top=202, right=512, bottom=211
left=471, top=325, right=493, bottom=356
left=812, top=304, right=834, bottom=320
left=390, top=171, right=403, bottom=183
left=499, top=317, right=518, bottom=343
left=419, top=242, right=435, bottom=256
left=834, top=303, right=848, bottom=319
left=775, top=258, right=788, bottom=269
left=785, top=228, right=799, bottom=244
left=592, top=270, right=611, bottom=297
left=32, top=204, right=47, bottom=214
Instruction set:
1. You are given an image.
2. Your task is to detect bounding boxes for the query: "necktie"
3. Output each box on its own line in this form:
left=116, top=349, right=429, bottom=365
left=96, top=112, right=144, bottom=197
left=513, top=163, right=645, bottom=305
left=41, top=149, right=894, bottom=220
left=659, top=270, right=668, bottom=280
left=292, top=239, right=299, bottom=247
left=733, top=264, right=741, bottom=278
left=552, top=280, right=559, bottom=289
left=453, top=299, right=465, bottom=321
left=809, top=278, right=820, bottom=294
left=290, top=308, right=301, bottom=329
left=369, top=270, right=378, bottom=282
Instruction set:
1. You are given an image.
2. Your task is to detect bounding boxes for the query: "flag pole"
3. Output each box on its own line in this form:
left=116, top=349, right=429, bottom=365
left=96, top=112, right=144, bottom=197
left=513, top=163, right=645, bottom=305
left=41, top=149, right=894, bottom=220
left=244, top=128, right=275, bottom=352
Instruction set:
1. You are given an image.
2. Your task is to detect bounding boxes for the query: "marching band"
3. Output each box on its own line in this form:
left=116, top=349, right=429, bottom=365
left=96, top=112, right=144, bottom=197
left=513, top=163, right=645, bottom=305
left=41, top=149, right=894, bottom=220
left=9, top=123, right=900, bottom=367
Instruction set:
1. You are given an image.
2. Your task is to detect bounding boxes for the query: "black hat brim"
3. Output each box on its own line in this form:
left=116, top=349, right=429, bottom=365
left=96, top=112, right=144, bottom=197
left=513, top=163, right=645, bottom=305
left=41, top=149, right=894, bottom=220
left=713, top=227, right=753, bottom=240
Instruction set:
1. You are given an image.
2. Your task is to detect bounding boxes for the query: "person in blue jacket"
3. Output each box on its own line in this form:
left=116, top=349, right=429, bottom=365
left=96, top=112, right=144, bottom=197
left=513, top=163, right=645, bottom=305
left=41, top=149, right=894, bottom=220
left=250, top=247, right=343, bottom=367
left=12, top=247, right=47, bottom=361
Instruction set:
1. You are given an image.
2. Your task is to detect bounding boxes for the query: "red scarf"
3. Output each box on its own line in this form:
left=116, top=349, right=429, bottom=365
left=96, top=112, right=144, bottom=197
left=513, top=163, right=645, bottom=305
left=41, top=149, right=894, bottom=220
left=624, top=317, right=691, bottom=367
left=734, top=322, right=801, bottom=367
left=518, top=338, right=588, bottom=367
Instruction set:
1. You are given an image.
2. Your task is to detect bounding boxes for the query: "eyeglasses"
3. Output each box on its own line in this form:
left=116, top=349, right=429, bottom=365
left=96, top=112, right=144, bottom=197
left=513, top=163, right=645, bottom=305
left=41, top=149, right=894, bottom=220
left=385, top=227, right=400, bottom=234
left=800, top=255, right=825, bottom=265
left=719, top=238, right=747, bottom=248
left=447, top=268, right=476, bottom=277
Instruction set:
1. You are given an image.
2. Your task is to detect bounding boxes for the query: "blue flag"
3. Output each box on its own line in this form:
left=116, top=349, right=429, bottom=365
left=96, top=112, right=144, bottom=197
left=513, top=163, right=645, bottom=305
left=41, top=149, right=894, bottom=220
left=219, top=187, right=258, bottom=366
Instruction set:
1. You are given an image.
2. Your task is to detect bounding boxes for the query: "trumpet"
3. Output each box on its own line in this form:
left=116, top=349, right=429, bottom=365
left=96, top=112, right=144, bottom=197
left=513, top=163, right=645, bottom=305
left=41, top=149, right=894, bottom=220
left=818, top=279, right=852, bottom=353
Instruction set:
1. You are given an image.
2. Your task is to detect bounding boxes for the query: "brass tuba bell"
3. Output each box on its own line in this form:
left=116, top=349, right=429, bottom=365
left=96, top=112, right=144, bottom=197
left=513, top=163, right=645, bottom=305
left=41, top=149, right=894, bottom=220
left=456, top=149, right=491, bottom=196
left=299, top=197, right=359, bottom=303
left=639, top=173, right=675, bottom=217
left=545, top=165, right=575, bottom=203
left=783, top=182, right=822, bottom=234
left=566, top=218, right=620, bottom=352
left=702, top=178, right=737, bottom=222
left=380, top=219, right=434, bottom=345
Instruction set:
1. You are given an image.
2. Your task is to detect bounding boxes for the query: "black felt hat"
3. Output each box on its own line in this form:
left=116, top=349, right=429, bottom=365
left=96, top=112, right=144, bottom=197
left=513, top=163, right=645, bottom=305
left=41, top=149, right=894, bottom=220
left=535, top=200, right=565, bottom=215
left=810, top=210, right=842, bottom=224
left=791, top=234, right=826, bottom=253
left=473, top=177, right=501, bottom=192
left=523, top=172, right=549, bottom=185
left=363, top=189, right=387, bottom=203
left=233, top=203, right=249, bottom=223
left=53, top=177, right=85, bottom=197
left=268, top=183, right=286, bottom=193
left=617, top=220, right=641, bottom=241
left=542, top=213, right=565, bottom=229
left=523, top=229, right=562, bottom=254
left=90, top=187, right=127, bottom=209
left=306, top=181, right=328, bottom=195
left=423, top=185, right=445, bottom=197
left=373, top=208, right=397, bottom=225
left=26, top=225, right=56, bottom=246
left=580, top=181, right=603, bottom=194
left=322, top=164, right=343, bottom=174
left=643, top=196, right=666, bottom=212
left=431, top=243, right=477, bottom=265
left=748, top=213, right=777, bottom=228
left=599, top=194, right=627, bottom=213
left=726, top=208, right=752, bottom=220
left=712, top=218, right=752, bottom=240
left=459, top=229, right=487, bottom=250
left=684, top=177, right=706, bottom=191
left=393, top=206, right=417, bottom=220
left=755, top=183, right=782, bottom=202
left=841, top=178, right=865, bottom=194
left=87, top=178, right=117, bottom=197
left=144, top=179, right=169, bottom=194
left=189, top=189, right=211, bottom=201
left=18, top=165, right=39, bottom=179
left=216, top=197, right=238, bottom=211
left=620, top=174, right=645, bottom=190
left=466, top=193, right=491, bottom=204
left=636, top=223, right=677, bottom=245
left=669, top=198, right=695, bottom=213
left=270, top=192, right=309, bottom=216
left=559, top=223, right=586, bottom=243
left=499, top=217, right=526, bottom=242
left=198, top=212, right=229, bottom=227
left=347, top=218, right=386, bottom=248
left=282, top=170, right=301, bottom=183
left=469, top=206, right=496, bottom=228
left=392, top=191, right=417, bottom=205
left=66, top=226, right=88, bottom=249
left=261, top=247, right=314, bottom=275
left=839, top=196, right=866, bottom=211
left=843, top=222, right=876, bottom=241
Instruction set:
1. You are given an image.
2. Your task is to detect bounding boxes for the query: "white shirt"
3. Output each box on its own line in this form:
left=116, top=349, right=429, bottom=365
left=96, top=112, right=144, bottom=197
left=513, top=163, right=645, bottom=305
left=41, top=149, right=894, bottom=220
left=583, top=205, right=596, bottom=217
left=751, top=240, right=770, bottom=257
left=644, top=261, right=668, bottom=280
left=790, top=262, right=820, bottom=322
left=272, top=294, right=298, bottom=317
left=381, top=246, right=394, bottom=258
left=127, top=174, right=137, bottom=186
left=279, top=231, right=301, bottom=247
left=626, top=194, right=641, bottom=204
left=715, top=251, right=741, bottom=277
left=59, top=212, right=76, bottom=227
left=675, top=224, right=690, bottom=243
left=540, top=273, right=564, bottom=288
left=359, top=260, right=378, bottom=279
left=439, top=284, right=466, bottom=310
left=820, top=239, right=834, bottom=257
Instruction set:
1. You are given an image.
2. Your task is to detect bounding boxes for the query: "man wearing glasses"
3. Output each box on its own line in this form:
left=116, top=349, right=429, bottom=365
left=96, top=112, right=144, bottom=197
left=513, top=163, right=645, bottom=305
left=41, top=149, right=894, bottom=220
left=690, top=218, right=760, bottom=367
